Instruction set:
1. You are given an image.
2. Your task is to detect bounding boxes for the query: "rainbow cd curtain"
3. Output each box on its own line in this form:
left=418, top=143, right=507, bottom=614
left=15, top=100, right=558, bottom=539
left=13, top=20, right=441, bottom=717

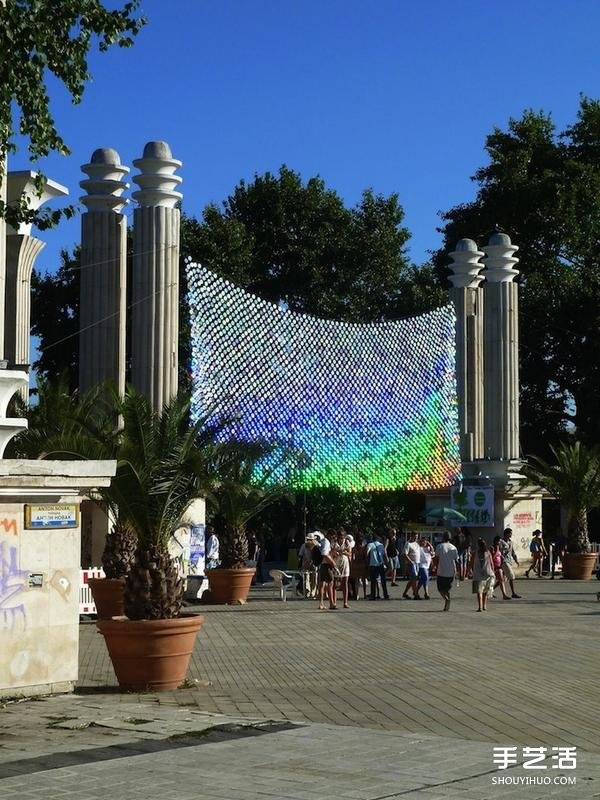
left=187, top=263, right=460, bottom=492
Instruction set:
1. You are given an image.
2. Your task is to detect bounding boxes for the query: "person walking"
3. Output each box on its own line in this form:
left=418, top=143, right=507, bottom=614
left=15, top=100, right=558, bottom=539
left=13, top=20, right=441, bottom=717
left=470, top=538, right=495, bottom=611
left=454, top=527, right=472, bottom=582
left=367, top=534, right=390, bottom=600
left=402, top=531, right=421, bottom=599
left=525, top=529, right=547, bottom=578
left=416, top=537, right=434, bottom=599
left=491, top=535, right=511, bottom=600
left=434, top=531, right=458, bottom=611
left=386, top=527, right=401, bottom=586
left=298, top=533, right=318, bottom=597
left=498, top=528, right=522, bottom=598
left=349, top=534, right=368, bottom=600
left=317, top=530, right=338, bottom=610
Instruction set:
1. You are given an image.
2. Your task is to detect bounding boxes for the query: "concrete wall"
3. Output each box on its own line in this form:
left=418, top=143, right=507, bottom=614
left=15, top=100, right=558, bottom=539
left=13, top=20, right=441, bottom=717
left=0, top=498, right=82, bottom=697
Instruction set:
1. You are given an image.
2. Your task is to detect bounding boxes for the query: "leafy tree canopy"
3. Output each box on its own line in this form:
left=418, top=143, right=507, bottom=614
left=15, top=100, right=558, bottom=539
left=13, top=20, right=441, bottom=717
left=182, top=165, right=445, bottom=323
left=31, top=247, right=79, bottom=389
left=436, top=97, right=600, bottom=455
left=0, top=0, right=145, bottom=229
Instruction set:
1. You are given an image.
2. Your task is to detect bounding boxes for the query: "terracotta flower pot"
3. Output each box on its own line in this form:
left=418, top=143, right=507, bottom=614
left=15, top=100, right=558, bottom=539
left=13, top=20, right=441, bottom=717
left=96, top=614, right=204, bottom=691
left=207, top=566, right=255, bottom=604
left=562, top=553, right=598, bottom=580
left=88, top=577, right=126, bottom=619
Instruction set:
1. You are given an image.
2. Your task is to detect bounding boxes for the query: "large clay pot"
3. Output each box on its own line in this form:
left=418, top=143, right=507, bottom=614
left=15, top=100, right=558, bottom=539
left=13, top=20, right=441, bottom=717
left=96, top=614, right=204, bottom=691
left=562, top=553, right=598, bottom=580
left=88, top=577, right=125, bottom=619
left=207, top=567, right=255, bottom=604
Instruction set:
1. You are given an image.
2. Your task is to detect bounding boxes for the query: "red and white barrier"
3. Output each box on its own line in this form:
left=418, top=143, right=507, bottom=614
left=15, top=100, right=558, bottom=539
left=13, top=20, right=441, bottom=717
left=79, top=567, right=105, bottom=615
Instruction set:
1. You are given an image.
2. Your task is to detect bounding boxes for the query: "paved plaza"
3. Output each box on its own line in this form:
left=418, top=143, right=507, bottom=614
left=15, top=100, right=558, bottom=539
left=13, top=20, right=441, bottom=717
left=2, top=577, right=600, bottom=798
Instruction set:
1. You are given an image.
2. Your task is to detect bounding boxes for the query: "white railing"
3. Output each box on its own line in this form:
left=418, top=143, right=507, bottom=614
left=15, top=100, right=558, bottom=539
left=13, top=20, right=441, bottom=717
left=79, top=567, right=105, bottom=615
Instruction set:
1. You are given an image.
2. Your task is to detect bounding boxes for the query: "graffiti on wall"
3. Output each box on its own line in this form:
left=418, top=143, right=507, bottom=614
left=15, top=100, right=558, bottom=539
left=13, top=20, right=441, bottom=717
left=0, top=540, right=28, bottom=631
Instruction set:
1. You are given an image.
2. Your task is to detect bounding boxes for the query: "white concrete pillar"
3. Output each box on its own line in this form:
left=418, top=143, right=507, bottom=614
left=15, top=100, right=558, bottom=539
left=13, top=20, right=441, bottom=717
left=482, top=232, right=520, bottom=460
left=79, top=149, right=129, bottom=395
left=5, top=172, right=68, bottom=399
left=131, top=141, right=182, bottom=411
left=448, top=239, right=485, bottom=462
left=0, top=159, right=6, bottom=360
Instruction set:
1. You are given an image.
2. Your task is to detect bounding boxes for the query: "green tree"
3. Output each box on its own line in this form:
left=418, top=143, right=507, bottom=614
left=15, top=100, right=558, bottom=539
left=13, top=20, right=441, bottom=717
left=524, top=441, right=600, bottom=553
left=0, top=0, right=145, bottom=228
left=436, top=98, right=600, bottom=456
left=183, top=165, right=444, bottom=323
left=31, top=248, right=80, bottom=390
left=32, top=167, right=445, bottom=389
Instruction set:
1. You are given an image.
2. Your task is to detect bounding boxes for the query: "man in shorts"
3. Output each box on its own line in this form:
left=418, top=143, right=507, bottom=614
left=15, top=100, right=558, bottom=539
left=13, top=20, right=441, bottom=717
left=499, top=528, right=522, bottom=598
left=367, top=534, right=390, bottom=600
left=402, top=531, right=421, bottom=599
left=434, top=531, right=458, bottom=611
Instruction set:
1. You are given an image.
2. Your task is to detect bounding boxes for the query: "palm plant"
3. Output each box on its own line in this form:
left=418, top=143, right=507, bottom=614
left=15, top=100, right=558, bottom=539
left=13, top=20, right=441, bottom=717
left=15, top=380, right=137, bottom=578
left=524, top=440, right=600, bottom=553
left=114, top=391, right=214, bottom=619
left=22, top=382, right=220, bottom=617
left=209, top=443, right=293, bottom=568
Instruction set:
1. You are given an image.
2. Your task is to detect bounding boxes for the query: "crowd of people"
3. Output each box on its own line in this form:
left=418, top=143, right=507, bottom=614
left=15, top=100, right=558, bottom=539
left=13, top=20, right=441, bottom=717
left=289, top=526, right=554, bottom=611
left=204, top=522, right=568, bottom=611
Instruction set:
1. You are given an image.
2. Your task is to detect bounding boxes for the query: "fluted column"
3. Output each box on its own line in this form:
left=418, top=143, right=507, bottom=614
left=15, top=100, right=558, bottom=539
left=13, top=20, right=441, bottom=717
left=79, top=148, right=129, bottom=395
left=5, top=236, right=44, bottom=366
left=5, top=171, right=68, bottom=400
left=0, top=159, right=6, bottom=360
left=131, top=141, right=182, bottom=411
left=482, top=232, right=520, bottom=460
left=448, top=239, right=485, bottom=462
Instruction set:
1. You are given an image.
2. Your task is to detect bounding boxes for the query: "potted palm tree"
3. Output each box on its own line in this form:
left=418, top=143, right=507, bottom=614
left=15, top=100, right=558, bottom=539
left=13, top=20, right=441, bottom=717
left=525, top=440, right=600, bottom=580
left=207, top=443, right=292, bottom=604
left=22, top=384, right=218, bottom=690
left=13, top=380, right=136, bottom=618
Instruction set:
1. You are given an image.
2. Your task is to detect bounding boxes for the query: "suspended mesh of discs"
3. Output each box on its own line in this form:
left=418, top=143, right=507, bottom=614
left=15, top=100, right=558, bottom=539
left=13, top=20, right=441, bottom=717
left=187, top=262, right=461, bottom=492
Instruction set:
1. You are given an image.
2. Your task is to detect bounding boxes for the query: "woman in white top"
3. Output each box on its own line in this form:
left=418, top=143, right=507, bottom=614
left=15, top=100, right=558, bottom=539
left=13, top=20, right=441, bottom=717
left=332, top=529, right=352, bottom=608
left=469, top=538, right=495, bottom=612
left=416, top=537, right=434, bottom=599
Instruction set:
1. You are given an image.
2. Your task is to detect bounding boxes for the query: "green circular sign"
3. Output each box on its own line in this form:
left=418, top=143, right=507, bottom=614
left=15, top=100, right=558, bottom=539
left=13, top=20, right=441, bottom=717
left=474, top=491, right=486, bottom=507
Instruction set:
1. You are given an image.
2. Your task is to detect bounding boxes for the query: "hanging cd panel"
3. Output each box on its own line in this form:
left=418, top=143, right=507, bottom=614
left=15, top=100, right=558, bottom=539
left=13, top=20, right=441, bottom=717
left=187, top=262, right=460, bottom=492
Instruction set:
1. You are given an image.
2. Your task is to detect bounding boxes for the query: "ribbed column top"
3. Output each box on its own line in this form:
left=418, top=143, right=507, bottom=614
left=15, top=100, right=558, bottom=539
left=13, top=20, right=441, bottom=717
left=132, top=140, right=182, bottom=209
left=80, top=148, right=130, bottom=213
left=448, top=238, right=485, bottom=289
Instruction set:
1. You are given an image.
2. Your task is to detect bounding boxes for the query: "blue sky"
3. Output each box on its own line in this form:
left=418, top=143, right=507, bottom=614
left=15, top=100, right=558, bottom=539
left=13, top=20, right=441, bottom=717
left=17, top=0, right=600, bottom=273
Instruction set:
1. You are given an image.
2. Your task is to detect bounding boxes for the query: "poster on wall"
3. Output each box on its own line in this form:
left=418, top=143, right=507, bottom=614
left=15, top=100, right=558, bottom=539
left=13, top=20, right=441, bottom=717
left=450, top=486, right=494, bottom=527
left=188, top=523, right=206, bottom=576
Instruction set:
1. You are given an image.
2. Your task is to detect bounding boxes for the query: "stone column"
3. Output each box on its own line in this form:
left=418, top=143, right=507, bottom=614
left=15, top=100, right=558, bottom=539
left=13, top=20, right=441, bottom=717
left=5, top=172, right=68, bottom=400
left=0, top=158, right=6, bottom=360
left=482, top=232, right=520, bottom=460
left=79, top=149, right=129, bottom=395
left=131, top=141, right=182, bottom=411
left=448, top=239, right=485, bottom=463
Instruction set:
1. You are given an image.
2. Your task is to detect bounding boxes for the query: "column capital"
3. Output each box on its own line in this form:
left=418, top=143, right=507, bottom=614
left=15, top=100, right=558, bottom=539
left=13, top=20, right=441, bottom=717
left=482, top=232, right=519, bottom=283
left=6, top=171, right=68, bottom=235
left=80, top=148, right=130, bottom=213
left=448, top=238, right=485, bottom=289
left=132, top=140, right=182, bottom=208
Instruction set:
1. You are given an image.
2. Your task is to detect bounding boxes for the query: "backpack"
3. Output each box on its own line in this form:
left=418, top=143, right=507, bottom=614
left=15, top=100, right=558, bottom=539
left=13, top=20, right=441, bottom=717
left=311, top=546, right=323, bottom=567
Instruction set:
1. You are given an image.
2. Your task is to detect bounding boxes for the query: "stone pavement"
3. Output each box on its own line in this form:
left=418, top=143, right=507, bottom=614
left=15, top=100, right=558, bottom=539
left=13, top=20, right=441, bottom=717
left=2, top=577, right=600, bottom=798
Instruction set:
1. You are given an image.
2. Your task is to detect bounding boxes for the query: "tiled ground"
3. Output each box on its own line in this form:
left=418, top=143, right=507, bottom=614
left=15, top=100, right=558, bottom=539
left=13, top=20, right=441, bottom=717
left=2, top=577, right=599, bottom=799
